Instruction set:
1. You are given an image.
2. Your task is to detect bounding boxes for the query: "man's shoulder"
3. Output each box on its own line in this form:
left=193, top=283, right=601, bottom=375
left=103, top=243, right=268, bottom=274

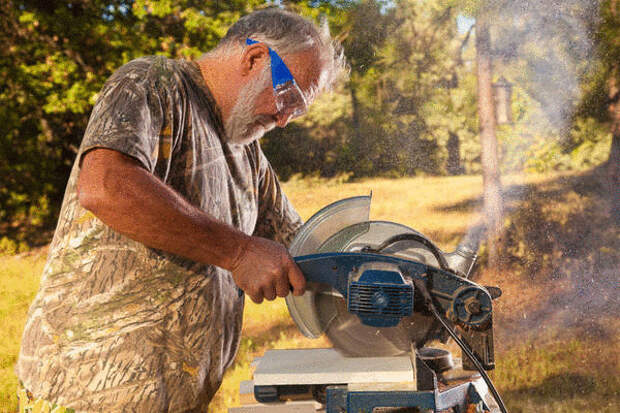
left=108, top=56, right=196, bottom=90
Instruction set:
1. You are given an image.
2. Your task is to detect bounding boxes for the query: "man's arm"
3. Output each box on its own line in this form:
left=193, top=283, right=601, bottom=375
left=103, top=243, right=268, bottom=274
left=77, top=148, right=306, bottom=303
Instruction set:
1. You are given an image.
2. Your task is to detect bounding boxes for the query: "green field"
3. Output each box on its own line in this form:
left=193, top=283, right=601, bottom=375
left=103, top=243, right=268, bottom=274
left=1, top=173, right=618, bottom=412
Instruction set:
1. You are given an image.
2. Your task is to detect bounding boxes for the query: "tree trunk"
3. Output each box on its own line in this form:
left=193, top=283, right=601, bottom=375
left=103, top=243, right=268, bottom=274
left=350, top=81, right=361, bottom=139
left=446, top=131, right=463, bottom=175
left=475, top=15, right=503, bottom=270
left=349, top=80, right=365, bottom=173
left=607, top=71, right=620, bottom=223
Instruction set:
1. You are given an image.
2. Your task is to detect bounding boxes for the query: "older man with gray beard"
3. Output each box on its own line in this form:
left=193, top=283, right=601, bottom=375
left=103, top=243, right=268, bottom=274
left=16, top=8, right=346, bottom=412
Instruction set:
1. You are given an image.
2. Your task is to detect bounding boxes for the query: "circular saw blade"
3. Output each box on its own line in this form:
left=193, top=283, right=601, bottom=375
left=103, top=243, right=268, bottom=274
left=316, top=221, right=440, bottom=357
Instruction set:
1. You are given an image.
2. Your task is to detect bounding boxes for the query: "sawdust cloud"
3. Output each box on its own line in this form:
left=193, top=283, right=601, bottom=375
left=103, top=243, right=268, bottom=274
left=460, top=0, right=600, bottom=246
left=459, top=1, right=617, bottom=343
left=489, top=0, right=598, bottom=130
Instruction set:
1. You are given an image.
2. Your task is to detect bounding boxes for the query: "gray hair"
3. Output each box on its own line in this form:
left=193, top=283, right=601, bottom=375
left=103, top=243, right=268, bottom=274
left=212, top=8, right=348, bottom=93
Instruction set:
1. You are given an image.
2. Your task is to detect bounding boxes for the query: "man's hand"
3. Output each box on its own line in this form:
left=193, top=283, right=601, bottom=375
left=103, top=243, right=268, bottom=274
left=231, top=236, right=306, bottom=303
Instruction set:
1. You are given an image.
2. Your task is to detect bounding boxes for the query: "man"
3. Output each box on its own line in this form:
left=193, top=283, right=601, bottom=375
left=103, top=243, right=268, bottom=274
left=16, top=8, right=346, bottom=412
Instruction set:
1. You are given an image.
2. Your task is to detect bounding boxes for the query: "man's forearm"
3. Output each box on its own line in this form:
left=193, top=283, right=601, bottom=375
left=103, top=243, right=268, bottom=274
left=78, top=148, right=250, bottom=270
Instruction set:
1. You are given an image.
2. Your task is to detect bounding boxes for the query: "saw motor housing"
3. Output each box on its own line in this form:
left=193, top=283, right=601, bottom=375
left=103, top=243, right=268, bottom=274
left=347, top=262, right=413, bottom=328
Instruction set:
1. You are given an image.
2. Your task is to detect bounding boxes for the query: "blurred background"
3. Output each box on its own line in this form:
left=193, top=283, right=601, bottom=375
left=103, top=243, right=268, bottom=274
left=0, top=1, right=618, bottom=412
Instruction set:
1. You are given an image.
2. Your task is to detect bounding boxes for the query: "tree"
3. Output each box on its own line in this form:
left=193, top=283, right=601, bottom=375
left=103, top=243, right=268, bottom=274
left=266, top=0, right=482, bottom=179
left=593, top=0, right=620, bottom=221
left=351, top=0, right=475, bottom=176
left=475, top=12, right=503, bottom=269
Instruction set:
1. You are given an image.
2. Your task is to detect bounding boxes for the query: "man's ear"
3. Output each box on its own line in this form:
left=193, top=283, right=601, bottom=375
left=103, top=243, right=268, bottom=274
left=241, top=43, right=269, bottom=76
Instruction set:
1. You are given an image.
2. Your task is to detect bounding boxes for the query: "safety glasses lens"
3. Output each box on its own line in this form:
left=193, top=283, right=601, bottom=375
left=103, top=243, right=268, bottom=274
left=274, top=80, right=307, bottom=119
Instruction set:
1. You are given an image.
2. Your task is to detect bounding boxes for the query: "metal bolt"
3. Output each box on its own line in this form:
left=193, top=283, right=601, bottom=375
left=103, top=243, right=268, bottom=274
left=464, top=296, right=482, bottom=315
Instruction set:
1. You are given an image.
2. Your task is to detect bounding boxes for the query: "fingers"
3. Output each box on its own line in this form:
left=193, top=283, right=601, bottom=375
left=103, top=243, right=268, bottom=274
left=262, top=285, right=277, bottom=301
left=248, top=292, right=264, bottom=304
left=287, top=259, right=307, bottom=296
left=275, top=273, right=290, bottom=298
left=231, top=236, right=307, bottom=303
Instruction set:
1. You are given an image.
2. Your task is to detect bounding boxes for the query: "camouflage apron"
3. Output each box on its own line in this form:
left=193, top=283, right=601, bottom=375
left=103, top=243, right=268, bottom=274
left=16, top=56, right=302, bottom=412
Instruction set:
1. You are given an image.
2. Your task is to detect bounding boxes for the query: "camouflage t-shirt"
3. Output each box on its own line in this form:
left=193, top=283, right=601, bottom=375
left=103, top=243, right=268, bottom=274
left=16, top=56, right=302, bottom=412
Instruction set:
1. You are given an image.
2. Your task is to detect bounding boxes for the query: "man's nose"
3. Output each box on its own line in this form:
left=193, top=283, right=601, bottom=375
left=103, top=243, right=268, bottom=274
left=275, top=111, right=293, bottom=128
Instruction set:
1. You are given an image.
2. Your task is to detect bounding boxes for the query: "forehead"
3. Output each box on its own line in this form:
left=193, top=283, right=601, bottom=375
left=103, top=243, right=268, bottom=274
left=280, top=47, right=324, bottom=101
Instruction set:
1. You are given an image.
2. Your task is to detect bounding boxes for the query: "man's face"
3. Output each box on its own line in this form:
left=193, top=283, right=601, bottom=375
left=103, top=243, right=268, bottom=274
left=224, top=66, right=273, bottom=145
left=224, top=47, right=322, bottom=145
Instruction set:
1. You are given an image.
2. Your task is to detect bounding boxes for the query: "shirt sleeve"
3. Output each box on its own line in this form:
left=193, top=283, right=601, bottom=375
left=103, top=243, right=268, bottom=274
left=253, top=145, right=303, bottom=247
left=79, top=59, right=168, bottom=173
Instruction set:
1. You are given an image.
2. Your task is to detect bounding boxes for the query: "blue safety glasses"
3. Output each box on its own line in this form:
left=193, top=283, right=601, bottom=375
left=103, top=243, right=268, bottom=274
left=246, top=38, right=308, bottom=120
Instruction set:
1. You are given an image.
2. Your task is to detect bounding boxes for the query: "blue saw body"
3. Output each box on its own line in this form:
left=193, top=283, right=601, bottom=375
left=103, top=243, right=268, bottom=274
left=293, top=252, right=418, bottom=328
left=292, top=251, right=496, bottom=370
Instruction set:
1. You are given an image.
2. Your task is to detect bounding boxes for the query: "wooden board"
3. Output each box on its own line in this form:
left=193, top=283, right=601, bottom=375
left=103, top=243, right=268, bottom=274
left=228, top=400, right=321, bottom=413
left=253, top=348, right=414, bottom=386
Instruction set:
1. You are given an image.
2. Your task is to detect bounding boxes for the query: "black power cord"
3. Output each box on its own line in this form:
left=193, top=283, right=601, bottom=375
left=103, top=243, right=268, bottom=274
left=364, top=233, right=451, bottom=271
left=412, top=277, right=509, bottom=413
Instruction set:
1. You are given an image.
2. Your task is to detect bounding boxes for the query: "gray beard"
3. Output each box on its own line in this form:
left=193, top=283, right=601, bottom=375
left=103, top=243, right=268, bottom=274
left=224, top=67, right=274, bottom=145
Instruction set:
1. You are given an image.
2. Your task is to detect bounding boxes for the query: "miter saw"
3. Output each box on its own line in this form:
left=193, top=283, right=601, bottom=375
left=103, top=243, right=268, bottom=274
left=230, top=195, right=508, bottom=413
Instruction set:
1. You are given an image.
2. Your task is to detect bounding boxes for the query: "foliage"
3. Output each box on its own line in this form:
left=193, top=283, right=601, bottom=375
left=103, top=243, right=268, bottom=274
left=1, top=0, right=619, bottom=244
left=0, top=0, right=265, bottom=243
left=578, top=0, right=620, bottom=122
left=0, top=237, right=30, bottom=255
left=522, top=118, right=612, bottom=173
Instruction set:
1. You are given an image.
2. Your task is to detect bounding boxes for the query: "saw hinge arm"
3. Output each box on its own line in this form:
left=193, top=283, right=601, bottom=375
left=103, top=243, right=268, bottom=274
left=410, top=276, right=508, bottom=413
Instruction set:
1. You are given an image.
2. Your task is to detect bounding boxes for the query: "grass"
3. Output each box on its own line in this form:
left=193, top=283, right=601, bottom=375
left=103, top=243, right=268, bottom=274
left=495, top=338, right=619, bottom=413
left=0, top=250, right=46, bottom=413
left=1, top=172, right=618, bottom=412
left=282, top=173, right=555, bottom=248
